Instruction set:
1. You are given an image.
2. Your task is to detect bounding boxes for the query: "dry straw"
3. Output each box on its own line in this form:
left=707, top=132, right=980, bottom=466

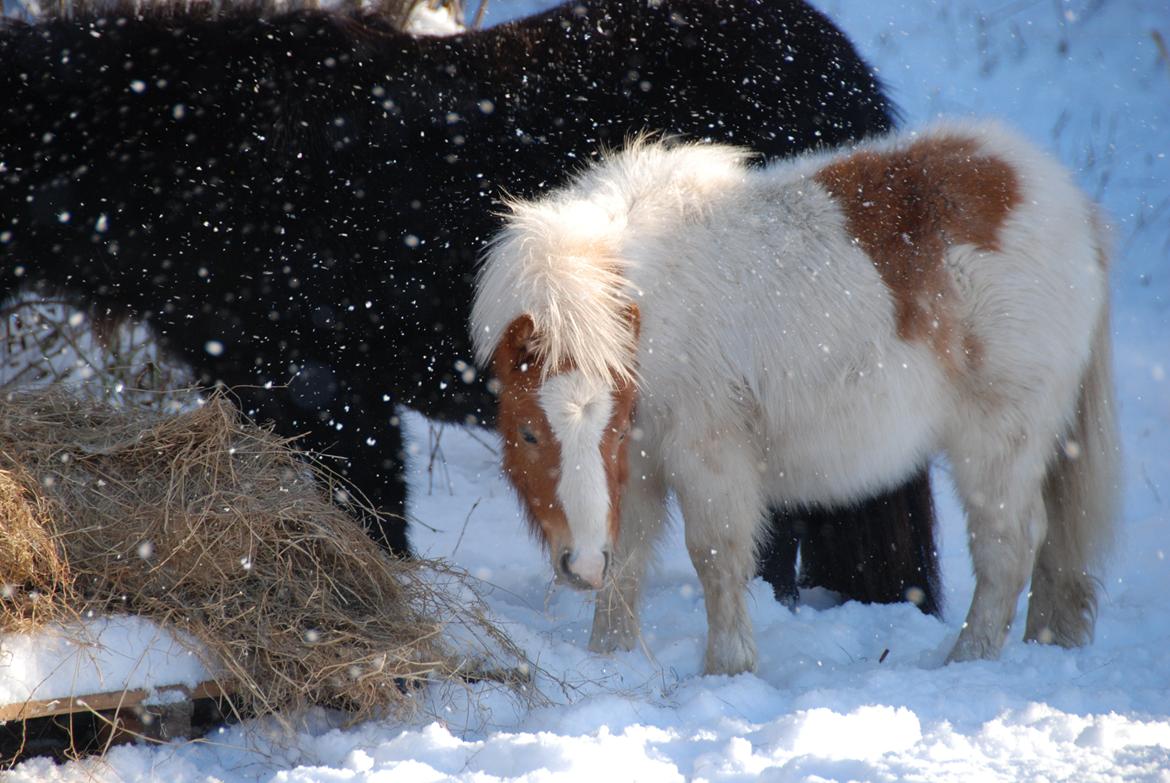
left=0, top=388, right=528, bottom=725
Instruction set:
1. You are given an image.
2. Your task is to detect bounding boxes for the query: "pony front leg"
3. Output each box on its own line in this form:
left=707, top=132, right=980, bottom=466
left=674, top=443, right=766, bottom=676
left=590, top=455, right=669, bottom=654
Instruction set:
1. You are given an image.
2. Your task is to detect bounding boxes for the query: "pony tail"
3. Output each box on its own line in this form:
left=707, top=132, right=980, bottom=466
left=1026, top=217, right=1121, bottom=647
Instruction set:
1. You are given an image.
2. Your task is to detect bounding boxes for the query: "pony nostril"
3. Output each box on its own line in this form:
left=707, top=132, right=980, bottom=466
left=557, top=549, right=608, bottom=590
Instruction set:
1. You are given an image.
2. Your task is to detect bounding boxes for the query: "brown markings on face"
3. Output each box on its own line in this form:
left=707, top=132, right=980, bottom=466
left=493, top=315, right=566, bottom=551
left=601, top=304, right=641, bottom=544
left=813, top=135, right=1020, bottom=373
left=492, top=310, right=640, bottom=561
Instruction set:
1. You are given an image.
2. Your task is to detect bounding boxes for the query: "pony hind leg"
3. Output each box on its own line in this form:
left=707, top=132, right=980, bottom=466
left=1025, top=304, right=1120, bottom=648
left=948, top=442, right=1052, bottom=663
left=1025, top=509, right=1099, bottom=648
left=1026, top=461, right=1112, bottom=648
left=674, top=439, right=766, bottom=675
left=589, top=455, right=670, bottom=654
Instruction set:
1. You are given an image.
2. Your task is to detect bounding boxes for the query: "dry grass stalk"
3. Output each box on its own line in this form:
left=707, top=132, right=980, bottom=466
left=0, top=388, right=528, bottom=725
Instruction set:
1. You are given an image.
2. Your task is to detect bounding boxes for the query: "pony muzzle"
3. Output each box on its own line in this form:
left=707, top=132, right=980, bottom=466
left=556, top=548, right=610, bottom=591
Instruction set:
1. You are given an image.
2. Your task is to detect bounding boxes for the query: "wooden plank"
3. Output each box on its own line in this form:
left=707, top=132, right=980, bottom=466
left=0, top=680, right=227, bottom=723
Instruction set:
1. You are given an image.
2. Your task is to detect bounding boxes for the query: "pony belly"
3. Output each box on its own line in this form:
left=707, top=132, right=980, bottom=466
left=759, top=366, right=944, bottom=508
left=761, top=421, right=934, bottom=507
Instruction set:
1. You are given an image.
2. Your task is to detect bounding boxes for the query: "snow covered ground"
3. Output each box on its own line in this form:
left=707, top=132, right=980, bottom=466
left=0, top=617, right=211, bottom=707
left=5, top=0, right=1170, bottom=780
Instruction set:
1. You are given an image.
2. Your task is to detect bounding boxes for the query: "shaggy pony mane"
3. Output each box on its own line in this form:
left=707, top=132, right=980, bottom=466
left=472, top=139, right=753, bottom=384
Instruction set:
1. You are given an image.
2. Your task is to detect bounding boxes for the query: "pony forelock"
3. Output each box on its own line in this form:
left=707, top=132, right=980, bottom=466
left=473, top=192, right=639, bottom=385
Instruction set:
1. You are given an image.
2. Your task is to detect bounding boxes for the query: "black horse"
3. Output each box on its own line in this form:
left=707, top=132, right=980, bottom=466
left=0, top=0, right=940, bottom=613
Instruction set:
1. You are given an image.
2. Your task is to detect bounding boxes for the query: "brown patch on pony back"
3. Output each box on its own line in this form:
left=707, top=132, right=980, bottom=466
left=814, top=134, right=1021, bottom=372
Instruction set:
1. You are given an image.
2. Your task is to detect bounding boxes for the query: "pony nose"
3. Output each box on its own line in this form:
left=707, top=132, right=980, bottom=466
left=558, top=549, right=609, bottom=590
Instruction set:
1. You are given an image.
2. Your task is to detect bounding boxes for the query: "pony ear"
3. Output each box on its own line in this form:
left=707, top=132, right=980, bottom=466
left=493, top=314, right=541, bottom=383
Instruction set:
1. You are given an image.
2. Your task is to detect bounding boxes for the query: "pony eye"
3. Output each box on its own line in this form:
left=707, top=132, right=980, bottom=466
left=520, top=426, right=539, bottom=445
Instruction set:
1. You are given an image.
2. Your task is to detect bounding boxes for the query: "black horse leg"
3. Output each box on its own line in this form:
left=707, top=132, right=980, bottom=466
left=332, top=425, right=411, bottom=556
left=756, top=510, right=801, bottom=607
left=795, top=468, right=942, bottom=616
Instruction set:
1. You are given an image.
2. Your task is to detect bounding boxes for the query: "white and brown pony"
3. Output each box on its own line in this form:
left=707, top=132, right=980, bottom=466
left=472, top=122, right=1120, bottom=674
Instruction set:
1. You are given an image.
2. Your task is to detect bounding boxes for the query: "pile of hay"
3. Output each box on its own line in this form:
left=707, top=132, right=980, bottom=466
left=0, top=389, right=524, bottom=722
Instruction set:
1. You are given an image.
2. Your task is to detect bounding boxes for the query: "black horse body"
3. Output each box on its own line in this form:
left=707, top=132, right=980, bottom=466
left=0, top=0, right=940, bottom=613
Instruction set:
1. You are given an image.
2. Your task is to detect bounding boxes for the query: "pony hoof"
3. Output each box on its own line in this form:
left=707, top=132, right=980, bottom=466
left=588, top=628, right=637, bottom=654
left=703, top=634, right=758, bottom=675
left=945, top=634, right=1002, bottom=664
left=588, top=612, right=638, bottom=653
left=702, top=656, right=757, bottom=677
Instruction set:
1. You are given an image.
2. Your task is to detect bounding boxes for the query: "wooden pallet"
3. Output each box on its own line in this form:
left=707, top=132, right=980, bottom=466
left=0, top=680, right=229, bottom=750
